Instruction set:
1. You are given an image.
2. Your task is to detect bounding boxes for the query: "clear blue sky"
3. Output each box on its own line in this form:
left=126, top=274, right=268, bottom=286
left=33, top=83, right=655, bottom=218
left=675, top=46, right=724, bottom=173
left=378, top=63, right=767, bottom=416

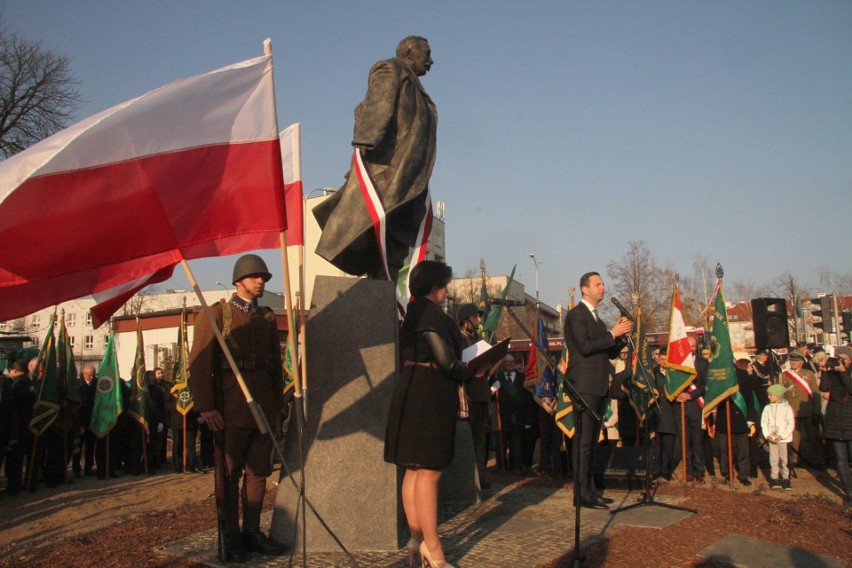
left=4, top=1, right=851, bottom=308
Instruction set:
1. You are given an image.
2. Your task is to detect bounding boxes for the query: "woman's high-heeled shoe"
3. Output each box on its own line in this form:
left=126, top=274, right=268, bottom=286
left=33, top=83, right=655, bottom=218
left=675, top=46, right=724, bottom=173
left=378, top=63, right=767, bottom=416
left=420, top=541, right=455, bottom=568
left=406, top=538, right=421, bottom=567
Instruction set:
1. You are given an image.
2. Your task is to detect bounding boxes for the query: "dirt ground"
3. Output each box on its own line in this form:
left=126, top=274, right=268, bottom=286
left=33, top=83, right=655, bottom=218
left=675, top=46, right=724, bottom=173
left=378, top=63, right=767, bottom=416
left=0, top=463, right=850, bottom=567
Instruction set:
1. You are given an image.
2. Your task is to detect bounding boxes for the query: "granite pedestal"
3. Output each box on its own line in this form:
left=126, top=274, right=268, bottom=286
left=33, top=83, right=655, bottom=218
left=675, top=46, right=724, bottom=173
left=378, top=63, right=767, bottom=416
left=271, top=276, right=402, bottom=551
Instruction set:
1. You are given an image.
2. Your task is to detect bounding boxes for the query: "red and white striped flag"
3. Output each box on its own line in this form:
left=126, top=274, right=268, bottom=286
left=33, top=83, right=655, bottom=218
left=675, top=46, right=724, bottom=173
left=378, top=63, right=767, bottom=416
left=280, top=123, right=304, bottom=247
left=0, top=55, right=285, bottom=325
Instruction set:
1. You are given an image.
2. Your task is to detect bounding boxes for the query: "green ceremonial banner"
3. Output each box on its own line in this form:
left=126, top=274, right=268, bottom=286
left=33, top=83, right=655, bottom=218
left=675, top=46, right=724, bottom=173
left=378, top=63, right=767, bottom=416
left=554, top=345, right=575, bottom=438
left=29, top=315, right=59, bottom=436
left=477, top=277, right=492, bottom=340
left=55, top=313, right=81, bottom=435
left=128, top=321, right=150, bottom=433
left=170, top=308, right=194, bottom=416
left=703, top=280, right=747, bottom=416
left=90, top=332, right=123, bottom=438
left=283, top=309, right=297, bottom=396
left=625, top=309, right=653, bottom=424
left=482, top=265, right=516, bottom=343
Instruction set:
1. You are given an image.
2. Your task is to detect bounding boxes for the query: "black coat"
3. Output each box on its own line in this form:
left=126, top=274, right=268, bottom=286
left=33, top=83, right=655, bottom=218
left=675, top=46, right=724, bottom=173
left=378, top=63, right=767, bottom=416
left=384, top=297, right=467, bottom=470
left=716, top=369, right=759, bottom=434
left=77, top=378, right=97, bottom=428
left=822, top=369, right=852, bottom=441
left=496, top=369, right=536, bottom=433
left=563, top=302, right=626, bottom=397
left=649, top=368, right=677, bottom=435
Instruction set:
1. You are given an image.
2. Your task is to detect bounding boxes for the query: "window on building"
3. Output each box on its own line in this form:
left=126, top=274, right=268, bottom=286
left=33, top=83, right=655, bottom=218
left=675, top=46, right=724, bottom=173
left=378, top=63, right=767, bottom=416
left=0, top=322, right=6, bottom=331
left=69, top=336, right=76, bottom=349
left=67, top=313, right=77, bottom=327
left=31, top=314, right=41, bottom=328
left=84, top=335, right=94, bottom=350
left=85, top=312, right=92, bottom=326
left=104, top=335, right=110, bottom=347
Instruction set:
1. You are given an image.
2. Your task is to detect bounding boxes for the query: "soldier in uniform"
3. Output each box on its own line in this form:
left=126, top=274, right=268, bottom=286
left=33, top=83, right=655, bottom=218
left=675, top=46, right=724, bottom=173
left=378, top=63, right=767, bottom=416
left=189, top=254, right=287, bottom=562
left=780, top=350, right=824, bottom=468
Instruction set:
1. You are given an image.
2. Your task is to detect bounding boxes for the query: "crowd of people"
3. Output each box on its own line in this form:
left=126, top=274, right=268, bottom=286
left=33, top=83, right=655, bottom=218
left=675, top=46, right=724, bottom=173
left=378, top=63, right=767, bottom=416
left=0, top=361, right=214, bottom=497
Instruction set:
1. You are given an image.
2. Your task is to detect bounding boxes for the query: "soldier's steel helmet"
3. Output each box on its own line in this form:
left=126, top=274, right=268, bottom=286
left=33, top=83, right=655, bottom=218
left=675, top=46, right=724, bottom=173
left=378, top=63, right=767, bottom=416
left=232, top=254, right=272, bottom=284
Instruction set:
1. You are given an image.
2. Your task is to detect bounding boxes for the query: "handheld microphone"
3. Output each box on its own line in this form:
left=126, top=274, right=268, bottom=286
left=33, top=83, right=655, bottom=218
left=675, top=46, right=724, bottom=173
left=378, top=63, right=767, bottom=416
left=610, top=297, right=635, bottom=322
left=490, top=298, right=525, bottom=307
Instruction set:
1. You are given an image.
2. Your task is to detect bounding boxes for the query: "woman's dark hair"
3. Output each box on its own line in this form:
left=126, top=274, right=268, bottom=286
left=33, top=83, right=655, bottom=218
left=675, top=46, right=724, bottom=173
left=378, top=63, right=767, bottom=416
left=735, top=358, right=752, bottom=370
left=409, top=260, right=453, bottom=298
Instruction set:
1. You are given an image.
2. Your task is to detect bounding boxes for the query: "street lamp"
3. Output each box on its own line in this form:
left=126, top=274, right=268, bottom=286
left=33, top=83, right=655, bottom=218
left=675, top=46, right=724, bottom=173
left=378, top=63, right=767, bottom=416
left=215, top=281, right=231, bottom=296
left=529, top=253, right=542, bottom=316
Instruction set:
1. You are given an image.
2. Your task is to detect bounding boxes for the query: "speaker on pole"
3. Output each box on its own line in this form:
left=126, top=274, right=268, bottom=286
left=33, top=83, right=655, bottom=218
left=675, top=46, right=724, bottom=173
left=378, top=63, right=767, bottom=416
left=751, top=297, right=790, bottom=349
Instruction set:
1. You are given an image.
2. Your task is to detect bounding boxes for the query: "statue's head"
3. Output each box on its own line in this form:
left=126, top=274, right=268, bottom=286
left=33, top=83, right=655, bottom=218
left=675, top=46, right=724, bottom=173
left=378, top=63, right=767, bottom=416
left=396, top=36, right=432, bottom=77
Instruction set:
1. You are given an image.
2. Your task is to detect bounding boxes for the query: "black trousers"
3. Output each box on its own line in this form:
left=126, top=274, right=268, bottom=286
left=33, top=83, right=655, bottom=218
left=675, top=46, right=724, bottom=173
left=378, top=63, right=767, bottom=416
left=572, top=394, right=605, bottom=499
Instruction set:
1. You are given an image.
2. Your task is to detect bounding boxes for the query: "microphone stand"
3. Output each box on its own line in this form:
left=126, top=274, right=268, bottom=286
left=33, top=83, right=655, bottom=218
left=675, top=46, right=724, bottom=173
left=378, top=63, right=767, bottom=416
left=501, top=305, right=599, bottom=568
left=609, top=330, right=696, bottom=515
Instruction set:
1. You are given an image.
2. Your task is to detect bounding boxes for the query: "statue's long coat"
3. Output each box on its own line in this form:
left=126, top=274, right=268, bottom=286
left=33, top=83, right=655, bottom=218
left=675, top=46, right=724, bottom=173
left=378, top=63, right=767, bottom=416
left=313, top=57, right=437, bottom=279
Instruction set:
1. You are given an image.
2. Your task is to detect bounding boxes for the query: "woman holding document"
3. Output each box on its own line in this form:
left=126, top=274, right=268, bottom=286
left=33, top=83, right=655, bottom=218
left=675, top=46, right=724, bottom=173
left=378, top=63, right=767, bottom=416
left=385, top=260, right=467, bottom=568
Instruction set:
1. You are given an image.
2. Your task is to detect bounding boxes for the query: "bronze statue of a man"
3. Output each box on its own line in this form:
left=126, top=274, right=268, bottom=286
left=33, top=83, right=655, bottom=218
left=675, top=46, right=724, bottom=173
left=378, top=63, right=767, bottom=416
left=313, top=36, right=437, bottom=281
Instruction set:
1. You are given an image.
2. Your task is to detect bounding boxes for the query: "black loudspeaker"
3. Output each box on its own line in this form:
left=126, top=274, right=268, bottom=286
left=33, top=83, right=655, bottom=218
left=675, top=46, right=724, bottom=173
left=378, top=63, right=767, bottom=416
left=751, top=297, right=790, bottom=349
left=591, top=446, right=645, bottom=490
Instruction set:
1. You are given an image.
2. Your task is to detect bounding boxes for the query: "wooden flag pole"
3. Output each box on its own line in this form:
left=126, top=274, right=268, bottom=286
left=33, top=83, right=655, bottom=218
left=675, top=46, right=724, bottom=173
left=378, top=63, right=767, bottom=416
left=263, top=39, right=303, bottom=411
left=680, top=402, right=688, bottom=480
left=180, top=259, right=270, bottom=435
left=298, top=243, right=308, bottom=420
left=182, top=414, right=187, bottom=473
left=105, top=433, right=110, bottom=480
left=725, top=399, right=734, bottom=486
left=142, top=427, right=149, bottom=475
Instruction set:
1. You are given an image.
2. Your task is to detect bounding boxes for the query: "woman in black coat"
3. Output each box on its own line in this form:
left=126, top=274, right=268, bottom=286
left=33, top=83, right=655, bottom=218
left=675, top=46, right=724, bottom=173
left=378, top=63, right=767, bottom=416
left=820, top=349, right=852, bottom=505
left=384, top=261, right=467, bottom=568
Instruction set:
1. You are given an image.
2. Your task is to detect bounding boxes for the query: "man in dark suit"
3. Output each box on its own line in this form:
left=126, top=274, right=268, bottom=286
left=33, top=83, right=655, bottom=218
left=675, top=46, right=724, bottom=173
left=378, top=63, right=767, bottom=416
left=563, top=272, right=632, bottom=509
left=673, top=336, right=707, bottom=482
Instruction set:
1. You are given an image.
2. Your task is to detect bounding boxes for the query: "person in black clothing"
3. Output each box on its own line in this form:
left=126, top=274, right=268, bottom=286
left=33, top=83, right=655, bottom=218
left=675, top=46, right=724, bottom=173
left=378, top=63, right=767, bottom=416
left=563, top=272, right=631, bottom=509
left=650, top=349, right=677, bottom=481
left=384, top=260, right=469, bottom=567
left=716, top=359, right=760, bottom=485
left=73, top=365, right=98, bottom=477
left=5, top=359, right=35, bottom=495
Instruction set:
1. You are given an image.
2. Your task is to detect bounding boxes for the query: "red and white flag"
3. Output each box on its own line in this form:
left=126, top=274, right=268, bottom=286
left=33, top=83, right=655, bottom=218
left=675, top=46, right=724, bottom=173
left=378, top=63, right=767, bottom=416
left=0, top=55, right=285, bottom=325
left=664, top=285, right=697, bottom=399
left=280, top=123, right=303, bottom=247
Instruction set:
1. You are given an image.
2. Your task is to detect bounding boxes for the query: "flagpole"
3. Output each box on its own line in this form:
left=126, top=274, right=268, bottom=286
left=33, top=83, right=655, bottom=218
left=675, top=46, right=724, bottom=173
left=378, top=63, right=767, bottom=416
left=264, top=39, right=304, bottom=415
left=105, top=433, right=110, bottom=480
left=298, top=244, right=308, bottom=420
left=725, top=399, right=734, bottom=486
left=680, top=402, right=688, bottom=480
left=183, top=414, right=187, bottom=473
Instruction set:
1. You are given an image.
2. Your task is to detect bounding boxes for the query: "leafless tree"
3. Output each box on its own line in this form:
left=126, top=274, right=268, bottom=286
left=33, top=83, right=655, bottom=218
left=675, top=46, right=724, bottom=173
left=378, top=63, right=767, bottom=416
left=0, top=25, right=82, bottom=158
left=605, top=241, right=669, bottom=331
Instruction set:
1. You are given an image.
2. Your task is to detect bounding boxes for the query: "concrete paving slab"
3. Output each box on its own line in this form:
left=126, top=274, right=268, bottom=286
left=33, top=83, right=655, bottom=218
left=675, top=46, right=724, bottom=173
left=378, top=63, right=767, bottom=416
left=608, top=496, right=695, bottom=528
left=697, top=534, right=847, bottom=568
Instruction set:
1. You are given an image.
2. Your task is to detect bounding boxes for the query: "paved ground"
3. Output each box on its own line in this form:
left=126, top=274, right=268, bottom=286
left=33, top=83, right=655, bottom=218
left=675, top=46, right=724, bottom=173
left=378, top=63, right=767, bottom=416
left=156, top=468, right=850, bottom=568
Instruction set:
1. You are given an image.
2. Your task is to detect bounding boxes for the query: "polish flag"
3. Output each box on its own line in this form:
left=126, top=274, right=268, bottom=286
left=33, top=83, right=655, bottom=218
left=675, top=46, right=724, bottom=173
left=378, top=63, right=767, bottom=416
left=665, top=285, right=697, bottom=399
left=0, top=54, right=285, bottom=325
left=280, top=123, right=304, bottom=247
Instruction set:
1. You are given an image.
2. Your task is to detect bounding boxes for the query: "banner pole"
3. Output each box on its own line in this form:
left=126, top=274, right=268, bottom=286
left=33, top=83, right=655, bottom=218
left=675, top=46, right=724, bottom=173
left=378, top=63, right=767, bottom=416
left=680, top=402, right=688, bottom=480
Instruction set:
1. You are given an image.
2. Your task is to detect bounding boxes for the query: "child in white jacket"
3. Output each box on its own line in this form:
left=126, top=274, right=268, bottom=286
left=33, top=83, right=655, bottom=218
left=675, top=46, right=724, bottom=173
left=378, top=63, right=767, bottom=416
left=761, top=384, right=795, bottom=490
